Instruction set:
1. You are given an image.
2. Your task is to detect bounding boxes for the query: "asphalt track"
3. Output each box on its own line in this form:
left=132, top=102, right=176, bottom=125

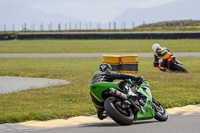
left=0, top=52, right=200, bottom=58
left=14, top=113, right=200, bottom=133
left=0, top=105, right=200, bottom=133
left=0, top=76, right=69, bottom=94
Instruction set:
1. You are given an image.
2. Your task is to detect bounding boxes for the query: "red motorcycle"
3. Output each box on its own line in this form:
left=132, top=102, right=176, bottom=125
left=157, top=56, right=188, bottom=73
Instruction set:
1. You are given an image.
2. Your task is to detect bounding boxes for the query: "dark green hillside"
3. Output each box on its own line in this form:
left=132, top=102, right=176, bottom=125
left=137, top=20, right=200, bottom=28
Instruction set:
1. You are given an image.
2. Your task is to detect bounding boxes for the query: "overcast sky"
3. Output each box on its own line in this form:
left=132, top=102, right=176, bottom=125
left=2, top=0, right=181, bottom=22
left=1, top=0, right=199, bottom=31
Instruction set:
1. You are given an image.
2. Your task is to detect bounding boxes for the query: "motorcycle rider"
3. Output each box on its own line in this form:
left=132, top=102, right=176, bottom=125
left=152, top=43, right=173, bottom=72
left=90, top=63, right=143, bottom=120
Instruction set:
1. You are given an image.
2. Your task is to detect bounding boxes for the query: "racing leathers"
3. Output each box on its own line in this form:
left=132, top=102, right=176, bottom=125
left=154, top=47, right=173, bottom=71
left=90, top=70, right=142, bottom=119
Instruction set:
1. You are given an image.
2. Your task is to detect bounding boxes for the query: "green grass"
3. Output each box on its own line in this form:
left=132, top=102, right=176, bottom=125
left=0, top=57, right=199, bottom=123
left=0, top=39, right=200, bottom=53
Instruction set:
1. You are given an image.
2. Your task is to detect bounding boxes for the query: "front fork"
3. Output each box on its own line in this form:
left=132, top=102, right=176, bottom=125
left=152, top=98, right=160, bottom=111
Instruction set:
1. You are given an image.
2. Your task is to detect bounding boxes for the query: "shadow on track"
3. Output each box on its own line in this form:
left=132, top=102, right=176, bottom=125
left=80, top=120, right=158, bottom=127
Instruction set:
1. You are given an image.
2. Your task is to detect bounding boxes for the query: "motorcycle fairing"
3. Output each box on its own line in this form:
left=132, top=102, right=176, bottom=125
left=134, top=81, right=155, bottom=120
left=90, top=82, right=121, bottom=102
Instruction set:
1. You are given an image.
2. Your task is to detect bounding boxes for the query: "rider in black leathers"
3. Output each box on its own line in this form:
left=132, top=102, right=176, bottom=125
left=90, top=63, right=143, bottom=120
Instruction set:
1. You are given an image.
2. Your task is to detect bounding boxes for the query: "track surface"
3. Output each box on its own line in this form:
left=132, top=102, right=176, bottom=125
left=0, top=76, right=69, bottom=94
left=16, top=113, right=200, bottom=133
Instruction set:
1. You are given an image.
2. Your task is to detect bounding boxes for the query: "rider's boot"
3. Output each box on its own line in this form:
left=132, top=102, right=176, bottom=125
left=97, top=110, right=108, bottom=120
left=93, top=103, right=108, bottom=120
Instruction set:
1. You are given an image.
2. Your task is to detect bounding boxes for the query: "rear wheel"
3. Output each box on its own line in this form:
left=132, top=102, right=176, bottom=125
left=153, top=98, right=168, bottom=121
left=171, top=64, right=188, bottom=73
left=104, top=97, right=134, bottom=125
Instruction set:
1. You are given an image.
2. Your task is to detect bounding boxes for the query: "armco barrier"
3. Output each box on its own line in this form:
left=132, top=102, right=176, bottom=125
left=17, top=32, right=200, bottom=39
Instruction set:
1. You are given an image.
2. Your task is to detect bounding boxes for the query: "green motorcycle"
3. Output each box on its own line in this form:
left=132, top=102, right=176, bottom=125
left=90, top=79, right=168, bottom=125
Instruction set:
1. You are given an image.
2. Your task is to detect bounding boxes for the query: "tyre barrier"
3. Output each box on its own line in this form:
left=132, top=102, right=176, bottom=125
left=103, top=55, right=121, bottom=73
left=0, top=34, right=15, bottom=40
left=17, top=32, right=200, bottom=39
left=121, top=55, right=138, bottom=64
left=121, top=55, right=138, bottom=74
left=103, top=55, right=138, bottom=74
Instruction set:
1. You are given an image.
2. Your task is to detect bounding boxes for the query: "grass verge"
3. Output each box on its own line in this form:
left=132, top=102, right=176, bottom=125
left=0, top=57, right=199, bottom=123
left=0, top=39, right=200, bottom=53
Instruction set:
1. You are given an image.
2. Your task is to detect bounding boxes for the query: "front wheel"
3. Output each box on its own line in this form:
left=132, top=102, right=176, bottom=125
left=171, top=64, right=188, bottom=73
left=104, top=97, right=134, bottom=125
left=153, top=98, right=168, bottom=121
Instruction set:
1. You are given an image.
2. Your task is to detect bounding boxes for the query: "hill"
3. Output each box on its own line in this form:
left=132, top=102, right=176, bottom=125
left=113, top=0, right=200, bottom=28
left=136, top=20, right=200, bottom=28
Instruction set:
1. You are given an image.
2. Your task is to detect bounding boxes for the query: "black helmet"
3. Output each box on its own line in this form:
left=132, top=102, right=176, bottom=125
left=99, top=63, right=112, bottom=72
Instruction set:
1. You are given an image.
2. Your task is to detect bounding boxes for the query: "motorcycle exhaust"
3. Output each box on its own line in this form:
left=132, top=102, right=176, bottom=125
left=109, top=88, right=128, bottom=100
left=109, top=88, right=140, bottom=111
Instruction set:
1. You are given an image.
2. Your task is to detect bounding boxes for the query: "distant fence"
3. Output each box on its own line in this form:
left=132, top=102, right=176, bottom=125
left=17, top=32, right=200, bottom=39
left=1, top=32, right=200, bottom=40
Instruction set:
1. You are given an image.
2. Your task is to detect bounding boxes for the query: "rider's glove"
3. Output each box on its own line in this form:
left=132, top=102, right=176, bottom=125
left=136, top=76, right=143, bottom=85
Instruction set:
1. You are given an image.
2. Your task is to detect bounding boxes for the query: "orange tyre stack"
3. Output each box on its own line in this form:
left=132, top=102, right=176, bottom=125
left=121, top=55, right=138, bottom=74
left=102, top=55, right=121, bottom=73
left=103, top=55, right=138, bottom=74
